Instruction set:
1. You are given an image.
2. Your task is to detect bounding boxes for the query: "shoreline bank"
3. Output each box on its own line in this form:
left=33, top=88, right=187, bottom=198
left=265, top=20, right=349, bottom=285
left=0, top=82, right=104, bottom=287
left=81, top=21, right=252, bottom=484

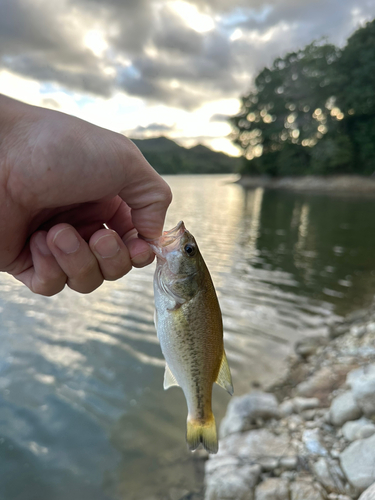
left=236, top=175, right=375, bottom=195
left=204, top=307, right=375, bottom=500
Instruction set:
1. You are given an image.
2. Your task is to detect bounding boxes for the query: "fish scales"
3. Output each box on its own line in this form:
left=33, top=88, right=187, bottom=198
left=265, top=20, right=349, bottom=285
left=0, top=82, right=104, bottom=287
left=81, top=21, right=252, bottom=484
left=146, top=221, right=233, bottom=454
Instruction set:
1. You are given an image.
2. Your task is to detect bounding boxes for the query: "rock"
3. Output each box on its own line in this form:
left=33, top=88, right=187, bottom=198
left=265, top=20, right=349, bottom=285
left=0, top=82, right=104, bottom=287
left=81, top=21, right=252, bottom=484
left=303, top=409, right=318, bottom=421
left=218, top=428, right=296, bottom=460
left=205, top=456, right=239, bottom=478
left=281, top=471, right=296, bottom=480
left=342, top=418, right=375, bottom=441
left=255, top=478, right=289, bottom=500
left=220, top=392, right=280, bottom=438
left=329, top=391, right=362, bottom=426
left=279, top=399, right=294, bottom=417
left=312, top=457, right=346, bottom=493
left=350, top=325, right=367, bottom=338
left=205, top=463, right=261, bottom=500
left=296, top=366, right=350, bottom=403
left=288, top=414, right=303, bottom=431
left=290, top=479, right=325, bottom=500
left=349, top=365, right=375, bottom=417
left=258, top=457, right=279, bottom=471
left=330, top=323, right=349, bottom=339
left=340, top=433, right=375, bottom=491
left=358, top=482, right=375, bottom=500
left=295, top=336, right=327, bottom=358
left=302, top=429, right=328, bottom=457
left=292, top=397, right=320, bottom=413
left=358, top=425, right=375, bottom=439
left=280, top=456, right=298, bottom=469
left=347, top=364, right=375, bottom=387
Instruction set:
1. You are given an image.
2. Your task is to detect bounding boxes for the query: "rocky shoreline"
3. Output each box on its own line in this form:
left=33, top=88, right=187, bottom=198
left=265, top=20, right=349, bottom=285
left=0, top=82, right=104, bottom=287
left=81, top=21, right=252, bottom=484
left=236, top=175, right=375, bottom=195
left=204, top=307, right=375, bottom=500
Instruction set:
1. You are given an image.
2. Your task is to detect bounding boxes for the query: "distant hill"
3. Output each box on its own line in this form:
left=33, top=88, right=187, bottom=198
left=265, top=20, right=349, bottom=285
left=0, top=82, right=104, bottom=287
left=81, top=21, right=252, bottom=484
left=130, top=136, right=241, bottom=174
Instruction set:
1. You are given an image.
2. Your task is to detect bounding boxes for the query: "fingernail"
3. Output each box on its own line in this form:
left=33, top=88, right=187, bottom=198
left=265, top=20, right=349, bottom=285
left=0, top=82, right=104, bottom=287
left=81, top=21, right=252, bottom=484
left=94, top=235, right=120, bottom=259
left=131, top=248, right=153, bottom=266
left=53, top=228, right=80, bottom=254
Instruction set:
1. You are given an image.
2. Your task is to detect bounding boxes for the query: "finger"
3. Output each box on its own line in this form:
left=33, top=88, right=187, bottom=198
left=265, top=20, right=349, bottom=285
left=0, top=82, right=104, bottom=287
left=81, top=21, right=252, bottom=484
left=38, top=198, right=122, bottom=236
left=89, top=229, right=134, bottom=280
left=29, top=231, right=67, bottom=295
left=125, top=232, right=155, bottom=268
left=47, top=224, right=103, bottom=294
left=118, top=142, right=172, bottom=239
left=106, top=199, right=134, bottom=238
left=12, top=232, right=67, bottom=296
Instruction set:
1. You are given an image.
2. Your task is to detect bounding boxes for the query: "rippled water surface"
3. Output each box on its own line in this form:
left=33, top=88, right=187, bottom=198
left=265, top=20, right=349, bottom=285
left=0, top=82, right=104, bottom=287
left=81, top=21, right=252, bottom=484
left=1, top=175, right=375, bottom=499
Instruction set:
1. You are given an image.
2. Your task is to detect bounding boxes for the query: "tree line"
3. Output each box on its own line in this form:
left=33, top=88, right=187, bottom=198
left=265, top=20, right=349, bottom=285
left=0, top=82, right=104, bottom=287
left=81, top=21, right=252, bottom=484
left=231, top=20, right=375, bottom=176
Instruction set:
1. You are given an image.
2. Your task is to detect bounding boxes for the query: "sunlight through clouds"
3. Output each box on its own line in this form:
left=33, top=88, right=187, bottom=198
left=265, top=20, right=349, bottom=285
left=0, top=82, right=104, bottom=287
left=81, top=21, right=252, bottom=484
left=171, top=0, right=215, bottom=32
left=84, top=30, right=108, bottom=57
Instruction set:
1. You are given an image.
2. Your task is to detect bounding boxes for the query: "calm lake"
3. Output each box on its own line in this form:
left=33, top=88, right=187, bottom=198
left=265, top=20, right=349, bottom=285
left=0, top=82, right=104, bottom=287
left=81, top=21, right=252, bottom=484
left=1, top=175, right=375, bottom=500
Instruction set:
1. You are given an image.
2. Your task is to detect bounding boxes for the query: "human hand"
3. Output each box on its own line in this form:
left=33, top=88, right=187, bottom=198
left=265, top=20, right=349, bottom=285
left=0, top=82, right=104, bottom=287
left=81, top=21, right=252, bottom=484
left=0, top=95, right=172, bottom=295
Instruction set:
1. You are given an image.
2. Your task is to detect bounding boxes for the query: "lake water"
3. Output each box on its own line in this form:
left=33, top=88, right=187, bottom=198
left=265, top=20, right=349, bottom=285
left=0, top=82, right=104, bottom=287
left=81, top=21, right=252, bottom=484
left=1, top=175, right=375, bottom=500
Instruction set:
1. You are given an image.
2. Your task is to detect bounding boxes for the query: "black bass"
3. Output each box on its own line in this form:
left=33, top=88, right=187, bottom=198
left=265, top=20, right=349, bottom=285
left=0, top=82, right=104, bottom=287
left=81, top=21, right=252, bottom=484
left=147, top=221, right=233, bottom=454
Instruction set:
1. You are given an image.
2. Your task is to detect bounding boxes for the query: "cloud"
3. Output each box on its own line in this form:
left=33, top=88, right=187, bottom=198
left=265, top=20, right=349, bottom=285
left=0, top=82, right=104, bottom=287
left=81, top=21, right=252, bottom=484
left=41, top=97, right=61, bottom=109
left=210, top=113, right=230, bottom=122
left=0, top=0, right=374, bottom=110
left=127, top=123, right=177, bottom=136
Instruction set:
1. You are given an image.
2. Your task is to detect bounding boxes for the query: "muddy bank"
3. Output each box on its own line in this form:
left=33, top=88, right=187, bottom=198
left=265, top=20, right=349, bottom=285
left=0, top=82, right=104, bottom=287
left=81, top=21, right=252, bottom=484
left=237, top=175, right=375, bottom=194
left=204, top=307, right=375, bottom=500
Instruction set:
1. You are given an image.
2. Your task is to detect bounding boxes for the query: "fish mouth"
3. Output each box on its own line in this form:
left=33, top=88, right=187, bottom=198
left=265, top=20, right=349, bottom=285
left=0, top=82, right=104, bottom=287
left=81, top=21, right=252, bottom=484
left=159, top=221, right=186, bottom=247
left=142, top=221, right=186, bottom=258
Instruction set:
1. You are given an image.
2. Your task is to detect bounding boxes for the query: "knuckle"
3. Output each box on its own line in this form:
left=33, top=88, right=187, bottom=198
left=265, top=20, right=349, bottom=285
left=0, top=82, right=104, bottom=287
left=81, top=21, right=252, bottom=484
left=160, top=181, right=173, bottom=207
left=74, top=258, right=99, bottom=281
left=68, top=277, right=103, bottom=294
left=104, top=262, right=132, bottom=281
left=32, top=278, right=66, bottom=296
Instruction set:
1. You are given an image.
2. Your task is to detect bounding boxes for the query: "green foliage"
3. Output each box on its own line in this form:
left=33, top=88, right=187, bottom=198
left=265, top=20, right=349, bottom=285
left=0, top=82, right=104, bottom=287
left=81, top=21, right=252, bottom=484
left=131, top=137, right=241, bottom=174
left=336, top=20, right=375, bottom=116
left=231, top=20, right=375, bottom=176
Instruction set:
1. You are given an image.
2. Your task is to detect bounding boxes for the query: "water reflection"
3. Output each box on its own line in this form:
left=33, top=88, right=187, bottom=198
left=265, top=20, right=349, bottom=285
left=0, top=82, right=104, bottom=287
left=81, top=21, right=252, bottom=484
left=1, top=176, right=375, bottom=499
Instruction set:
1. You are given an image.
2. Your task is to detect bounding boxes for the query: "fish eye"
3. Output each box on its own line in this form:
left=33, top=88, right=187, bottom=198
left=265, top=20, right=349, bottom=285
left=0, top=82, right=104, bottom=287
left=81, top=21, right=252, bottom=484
left=184, top=244, right=196, bottom=257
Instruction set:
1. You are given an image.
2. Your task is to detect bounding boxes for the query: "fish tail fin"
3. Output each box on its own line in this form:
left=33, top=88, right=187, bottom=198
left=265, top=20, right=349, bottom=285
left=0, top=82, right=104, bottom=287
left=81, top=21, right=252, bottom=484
left=186, top=415, right=218, bottom=454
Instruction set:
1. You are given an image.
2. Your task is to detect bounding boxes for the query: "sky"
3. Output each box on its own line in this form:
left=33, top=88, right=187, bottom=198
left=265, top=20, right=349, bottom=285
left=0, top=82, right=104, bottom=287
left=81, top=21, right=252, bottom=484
left=0, top=0, right=374, bottom=156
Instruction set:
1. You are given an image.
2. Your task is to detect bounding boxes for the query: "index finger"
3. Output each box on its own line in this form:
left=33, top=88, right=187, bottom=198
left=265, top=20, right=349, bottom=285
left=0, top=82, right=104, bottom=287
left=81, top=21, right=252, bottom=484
left=118, top=142, right=172, bottom=239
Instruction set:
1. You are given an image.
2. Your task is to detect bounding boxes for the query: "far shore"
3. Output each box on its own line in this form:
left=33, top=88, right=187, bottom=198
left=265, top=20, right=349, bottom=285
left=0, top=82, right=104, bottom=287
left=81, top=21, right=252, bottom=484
left=236, top=175, right=375, bottom=194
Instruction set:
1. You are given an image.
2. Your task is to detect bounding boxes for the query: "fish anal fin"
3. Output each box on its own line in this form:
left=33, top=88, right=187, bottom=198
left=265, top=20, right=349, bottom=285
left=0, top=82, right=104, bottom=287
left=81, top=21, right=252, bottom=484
left=215, top=350, right=234, bottom=396
left=163, top=364, right=180, bottom=390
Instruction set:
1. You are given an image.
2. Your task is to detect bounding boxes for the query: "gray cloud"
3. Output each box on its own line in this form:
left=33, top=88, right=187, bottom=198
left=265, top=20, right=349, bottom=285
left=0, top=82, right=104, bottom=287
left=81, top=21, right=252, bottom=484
left=0, top=0, right=374, bottom=109
left=153, top=9, right=203, bottom=55
left=129, top=123, right=177, bottom=134
left=210, top=113, right=230, bottom=122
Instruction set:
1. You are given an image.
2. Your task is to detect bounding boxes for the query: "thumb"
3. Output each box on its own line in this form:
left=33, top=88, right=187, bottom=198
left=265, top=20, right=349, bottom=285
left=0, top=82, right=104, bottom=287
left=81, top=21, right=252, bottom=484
left=118, top=142, right=172, bottom=239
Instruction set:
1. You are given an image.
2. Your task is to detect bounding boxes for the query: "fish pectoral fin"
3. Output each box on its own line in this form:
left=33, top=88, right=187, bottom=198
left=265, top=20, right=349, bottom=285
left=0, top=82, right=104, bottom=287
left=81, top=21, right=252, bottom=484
left=215, top=350, right=234, bottom=396
left=163, top=364, right=180, bottom=390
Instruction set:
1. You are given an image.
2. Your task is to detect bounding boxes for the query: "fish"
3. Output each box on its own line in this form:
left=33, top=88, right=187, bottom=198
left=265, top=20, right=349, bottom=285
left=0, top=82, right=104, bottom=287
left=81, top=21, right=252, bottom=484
left=146, top=221, right=233, bottom=454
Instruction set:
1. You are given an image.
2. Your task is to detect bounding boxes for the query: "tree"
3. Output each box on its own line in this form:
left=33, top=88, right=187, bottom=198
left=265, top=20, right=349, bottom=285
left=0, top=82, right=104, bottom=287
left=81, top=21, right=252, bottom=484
left=231, top=41, right=342, bottom=175
left=336, top=20, right=375, bottom=174
left=231, top=20, right=375, bottom=176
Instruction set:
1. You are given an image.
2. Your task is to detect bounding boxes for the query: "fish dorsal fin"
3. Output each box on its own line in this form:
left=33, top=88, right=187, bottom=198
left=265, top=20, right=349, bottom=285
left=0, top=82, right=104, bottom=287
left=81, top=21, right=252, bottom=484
left=215, top=351, right=234, bottom=395
left=163, top=364, right=180, bottom=390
